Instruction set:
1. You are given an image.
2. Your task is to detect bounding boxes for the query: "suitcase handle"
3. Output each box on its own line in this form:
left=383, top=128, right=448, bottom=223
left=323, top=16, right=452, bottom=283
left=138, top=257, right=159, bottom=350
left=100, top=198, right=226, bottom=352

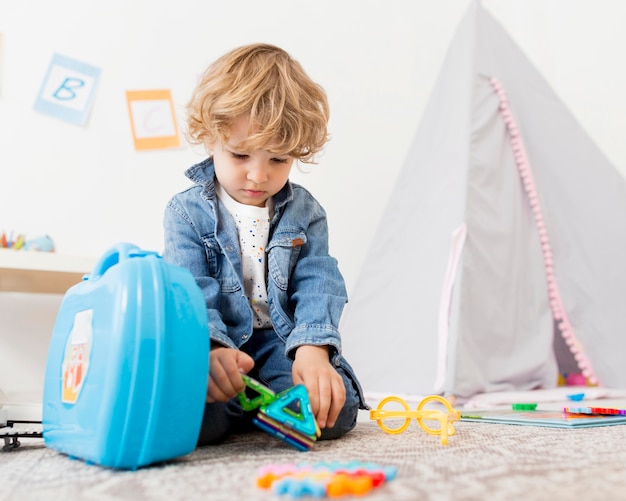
left=89, top=242, right=159, bottom=281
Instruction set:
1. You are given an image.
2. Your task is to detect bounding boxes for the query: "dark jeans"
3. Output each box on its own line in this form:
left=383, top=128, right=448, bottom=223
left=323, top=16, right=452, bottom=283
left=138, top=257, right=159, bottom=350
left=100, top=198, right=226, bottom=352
left=197, top=328, right=360, bottom=445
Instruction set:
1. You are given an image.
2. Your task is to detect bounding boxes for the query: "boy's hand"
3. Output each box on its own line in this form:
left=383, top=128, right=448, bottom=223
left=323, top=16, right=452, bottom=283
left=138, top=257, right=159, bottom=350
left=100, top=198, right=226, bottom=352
left=292, top=345, right=346, bottom=430
left=206, top=346, right=254, bottom=403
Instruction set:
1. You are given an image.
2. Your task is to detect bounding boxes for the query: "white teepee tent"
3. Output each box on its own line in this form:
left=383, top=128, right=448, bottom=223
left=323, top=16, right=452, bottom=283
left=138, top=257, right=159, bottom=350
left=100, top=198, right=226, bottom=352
left=340, top=0, right=626, bottom=400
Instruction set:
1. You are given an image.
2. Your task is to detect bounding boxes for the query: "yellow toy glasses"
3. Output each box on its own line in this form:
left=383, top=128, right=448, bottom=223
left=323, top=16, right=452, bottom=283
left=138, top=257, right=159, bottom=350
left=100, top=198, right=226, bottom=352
left=369, top=395, right=460, bottom=445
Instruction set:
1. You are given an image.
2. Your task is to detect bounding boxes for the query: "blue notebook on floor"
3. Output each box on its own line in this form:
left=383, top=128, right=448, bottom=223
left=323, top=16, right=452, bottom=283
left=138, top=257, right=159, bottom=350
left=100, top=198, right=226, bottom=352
left=460, top=409, right=626, bottom=428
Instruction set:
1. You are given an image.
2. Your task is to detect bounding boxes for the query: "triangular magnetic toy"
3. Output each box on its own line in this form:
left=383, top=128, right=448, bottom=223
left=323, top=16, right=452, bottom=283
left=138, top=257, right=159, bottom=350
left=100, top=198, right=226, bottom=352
left=262, top=385, right=320, bottom=438
left=252, top=413, right=315, bottom=452
left=238, top=375, right=276, bottom=411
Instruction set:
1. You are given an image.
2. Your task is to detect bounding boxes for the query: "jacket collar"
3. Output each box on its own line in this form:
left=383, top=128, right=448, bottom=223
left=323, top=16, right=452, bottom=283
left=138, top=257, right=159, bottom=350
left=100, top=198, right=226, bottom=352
left=185, top=157, right=294, bottom=210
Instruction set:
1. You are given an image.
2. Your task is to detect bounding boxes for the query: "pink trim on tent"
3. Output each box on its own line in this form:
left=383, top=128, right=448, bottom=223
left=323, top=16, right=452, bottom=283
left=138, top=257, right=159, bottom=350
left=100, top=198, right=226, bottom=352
left=489, top=77, right=600, bottom=386
left=434, top=223, right=468, bottom=393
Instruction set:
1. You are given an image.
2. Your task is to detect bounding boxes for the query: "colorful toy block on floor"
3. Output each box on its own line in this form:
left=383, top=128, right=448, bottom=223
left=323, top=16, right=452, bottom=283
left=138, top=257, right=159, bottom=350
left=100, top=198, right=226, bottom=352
left=255, top=461, right=397, bottom=498
left=238, top=375, right=321, bottom=451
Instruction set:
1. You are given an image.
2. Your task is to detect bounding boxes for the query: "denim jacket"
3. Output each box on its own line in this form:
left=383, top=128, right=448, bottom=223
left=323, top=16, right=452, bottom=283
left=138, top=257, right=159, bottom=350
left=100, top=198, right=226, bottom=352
left=163, top=158, right=352, bottom=366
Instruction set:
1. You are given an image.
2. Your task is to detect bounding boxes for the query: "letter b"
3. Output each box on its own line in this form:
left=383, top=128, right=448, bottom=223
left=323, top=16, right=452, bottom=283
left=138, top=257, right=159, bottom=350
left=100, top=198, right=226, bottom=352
left=53, top=78, right=85, bottom=101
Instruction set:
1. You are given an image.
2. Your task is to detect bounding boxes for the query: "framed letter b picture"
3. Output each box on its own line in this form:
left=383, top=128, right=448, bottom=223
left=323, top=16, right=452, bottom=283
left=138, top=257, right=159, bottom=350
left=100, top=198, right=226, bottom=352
left=34, top=53, right=101, bottom=126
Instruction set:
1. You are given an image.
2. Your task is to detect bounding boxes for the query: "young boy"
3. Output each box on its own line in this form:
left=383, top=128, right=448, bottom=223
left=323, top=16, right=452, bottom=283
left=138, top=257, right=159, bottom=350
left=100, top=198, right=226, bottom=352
left=163, top=43, right=366, bottom=445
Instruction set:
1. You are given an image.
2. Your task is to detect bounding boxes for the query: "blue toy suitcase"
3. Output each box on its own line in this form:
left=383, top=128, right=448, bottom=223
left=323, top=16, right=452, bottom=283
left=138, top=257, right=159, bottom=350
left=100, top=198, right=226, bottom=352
left=42, top=243, right=209, bottom=470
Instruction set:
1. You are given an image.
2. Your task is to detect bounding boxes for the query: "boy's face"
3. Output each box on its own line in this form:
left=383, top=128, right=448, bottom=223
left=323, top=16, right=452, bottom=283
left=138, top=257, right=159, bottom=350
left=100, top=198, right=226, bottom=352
left=207, top=115, right=294, bottom=207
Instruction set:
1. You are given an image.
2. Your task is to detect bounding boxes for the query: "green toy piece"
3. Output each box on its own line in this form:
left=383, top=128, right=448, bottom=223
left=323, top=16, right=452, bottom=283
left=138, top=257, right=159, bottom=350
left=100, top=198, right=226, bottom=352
left=238, top=374, right=277, bottom=411
left=511, top=403, right=538, bottom=411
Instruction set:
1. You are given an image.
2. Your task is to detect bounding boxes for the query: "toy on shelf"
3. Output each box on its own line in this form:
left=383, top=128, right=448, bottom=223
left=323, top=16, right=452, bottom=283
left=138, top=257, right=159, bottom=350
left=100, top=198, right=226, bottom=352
left=24, top=235, right=55, bottom=252
left=256, top=461, right=397, bottom=498
left=370, top=395, right=460, bottom=445
left=238, top=375, right=321, bottom=451
left=0, top=232, right=54, bottom=251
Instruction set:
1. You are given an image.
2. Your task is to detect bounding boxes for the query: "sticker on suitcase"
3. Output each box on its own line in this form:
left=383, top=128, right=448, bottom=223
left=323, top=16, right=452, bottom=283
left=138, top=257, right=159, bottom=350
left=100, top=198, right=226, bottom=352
left=61, top=309, right=93, bottom=404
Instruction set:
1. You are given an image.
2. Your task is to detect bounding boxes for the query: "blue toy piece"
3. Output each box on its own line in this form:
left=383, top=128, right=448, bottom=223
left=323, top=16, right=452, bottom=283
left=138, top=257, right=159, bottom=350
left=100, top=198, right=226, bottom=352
left=42, top=243, right=209, bottom=470
left=263, top=385, right=319, bottom=438
left=273, top=476, right=327, bottom=498
left=567, top=393, right=585, bottom=401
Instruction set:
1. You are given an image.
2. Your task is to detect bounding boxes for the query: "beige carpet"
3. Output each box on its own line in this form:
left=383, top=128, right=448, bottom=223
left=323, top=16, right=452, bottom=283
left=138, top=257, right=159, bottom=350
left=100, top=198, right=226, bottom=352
left=2, top=410, right=626, bottom=501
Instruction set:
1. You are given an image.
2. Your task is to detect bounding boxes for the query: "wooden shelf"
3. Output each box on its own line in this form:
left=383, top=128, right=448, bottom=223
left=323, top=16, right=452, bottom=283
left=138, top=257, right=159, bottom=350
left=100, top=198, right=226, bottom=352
left=0, top=249, right=96, bottom=294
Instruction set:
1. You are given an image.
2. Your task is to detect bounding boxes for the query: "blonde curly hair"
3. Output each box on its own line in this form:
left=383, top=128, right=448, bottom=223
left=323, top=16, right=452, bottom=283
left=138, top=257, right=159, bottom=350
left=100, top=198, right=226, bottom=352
left=186, top=43, right=329, bottom=164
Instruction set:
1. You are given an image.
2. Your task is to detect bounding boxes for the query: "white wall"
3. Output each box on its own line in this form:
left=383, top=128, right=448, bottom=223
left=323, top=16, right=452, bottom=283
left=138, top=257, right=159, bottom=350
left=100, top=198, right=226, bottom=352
left=1, top=0, right=626, bottom=408
left=2, top=0, right=624, bottom=292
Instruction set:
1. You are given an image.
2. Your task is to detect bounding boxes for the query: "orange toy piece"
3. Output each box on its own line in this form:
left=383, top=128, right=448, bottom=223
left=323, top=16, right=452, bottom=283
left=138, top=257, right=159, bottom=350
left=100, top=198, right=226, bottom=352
left=326, top=473, right=374, bottom=498
left=370, top=395, right=460, bottom=445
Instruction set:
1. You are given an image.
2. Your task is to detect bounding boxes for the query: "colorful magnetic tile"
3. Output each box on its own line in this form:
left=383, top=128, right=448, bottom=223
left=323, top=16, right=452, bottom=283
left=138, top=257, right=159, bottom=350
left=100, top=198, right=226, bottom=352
left=237, top=376, right=321, bottom=451
left=253, top=413, right=314, bottom=452
left=238, top=374, right=276, bottom=411
left=254, top=412, right=317, bottom=445
left=263, top=385, right=320, bottom=438
left=126, top=89, right=180, bottom=150
left=34, top=53, right=101, bottom=126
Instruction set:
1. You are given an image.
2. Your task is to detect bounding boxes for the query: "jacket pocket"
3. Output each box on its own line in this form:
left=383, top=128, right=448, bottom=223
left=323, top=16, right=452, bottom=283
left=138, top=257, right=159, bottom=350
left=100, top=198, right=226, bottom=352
left=266, top=231, right=307, bottom=290
left=201, top=234, right=240, bottom=293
